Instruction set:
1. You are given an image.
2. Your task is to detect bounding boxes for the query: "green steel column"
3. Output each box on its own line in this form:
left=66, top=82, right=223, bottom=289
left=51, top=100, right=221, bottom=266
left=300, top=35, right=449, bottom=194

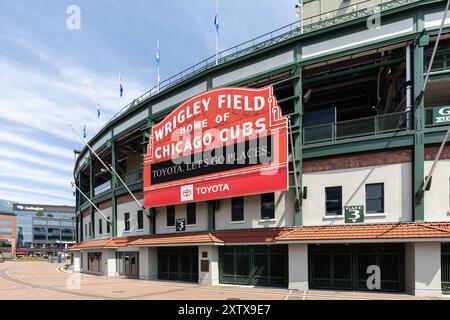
left=206, top=78, right=216, bottom=231
left=89, top=152, right=95, bottom=238
left=293, top=46, right=303, bottom=226
left=111, top=138, right=118, bottom=237
left=208, top=201, right=215, bottom=232
left=413, top=14, right=425, bottom=221
left=145, top=116, right=155, bottom=234
left=77, top=174, right=82, bottom=243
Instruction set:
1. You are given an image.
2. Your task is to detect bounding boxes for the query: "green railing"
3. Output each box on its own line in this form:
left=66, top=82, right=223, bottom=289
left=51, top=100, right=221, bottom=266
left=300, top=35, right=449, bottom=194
left=103, top=0, right=422, bottom=129
left=115, top=170, right=143, bottom=188
left=303, top=111, right=410, bottom=144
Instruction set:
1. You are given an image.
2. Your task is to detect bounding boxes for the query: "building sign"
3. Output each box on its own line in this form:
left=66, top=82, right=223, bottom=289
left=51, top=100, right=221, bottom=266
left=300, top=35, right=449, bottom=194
left=13, top=204, right=45, bottom=212
left=433, top=106, right=450, bottom=125
left=176, top=219, right=186, bottom=232
left=345, top=206, right=365, bottom=224
left=144, top=86, right=288, bottom=207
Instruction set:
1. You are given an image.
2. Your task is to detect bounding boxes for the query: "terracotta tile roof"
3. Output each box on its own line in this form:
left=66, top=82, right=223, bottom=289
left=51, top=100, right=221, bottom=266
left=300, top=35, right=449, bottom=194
left=214, top=228, right=289, bottom=244
left=275, top=223, right=450, bottom=242
left=129, top=232, right=223, bottom=246
left=69, top=223, right=450, bottom=250
left=68, top=236, right=140, bottom=250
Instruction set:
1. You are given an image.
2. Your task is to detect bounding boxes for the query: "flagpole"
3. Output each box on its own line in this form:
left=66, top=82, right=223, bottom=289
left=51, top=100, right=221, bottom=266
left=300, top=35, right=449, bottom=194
left=157, top=40, right=160, bottom=93
left=215, top=1, right=219, bottom=66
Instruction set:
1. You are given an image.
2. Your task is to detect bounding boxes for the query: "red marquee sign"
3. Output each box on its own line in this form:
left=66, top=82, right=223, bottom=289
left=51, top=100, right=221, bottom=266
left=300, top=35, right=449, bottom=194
left=143, top=86, right=288, bottom=208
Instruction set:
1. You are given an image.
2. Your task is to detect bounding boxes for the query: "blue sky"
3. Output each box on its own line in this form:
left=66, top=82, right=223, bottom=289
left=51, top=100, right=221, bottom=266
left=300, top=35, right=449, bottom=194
left=0, top=0, right=297, bottom=206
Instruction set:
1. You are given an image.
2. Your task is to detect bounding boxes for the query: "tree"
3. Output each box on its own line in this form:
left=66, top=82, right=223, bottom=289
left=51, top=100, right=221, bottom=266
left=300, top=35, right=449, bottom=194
left=36, top=210, right=44, bottom=217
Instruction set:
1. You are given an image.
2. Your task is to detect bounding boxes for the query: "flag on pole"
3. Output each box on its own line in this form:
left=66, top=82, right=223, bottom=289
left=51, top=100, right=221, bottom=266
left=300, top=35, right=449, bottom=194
left=97, top=102, right=101, bottom=119
left=214, top=14, right=219, bottom=33
left=214, top=2, right=220, bottom=65
left=156, top=40, right=161, bottom=92
left=156, top=42, right=160, bottom=68
left=83, top=125, right=87, bottom=139
left=119, top=73, right=124, bottom=97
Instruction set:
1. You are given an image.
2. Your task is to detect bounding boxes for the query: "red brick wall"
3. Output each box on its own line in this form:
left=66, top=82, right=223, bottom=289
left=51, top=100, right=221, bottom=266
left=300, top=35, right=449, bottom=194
left=98, top=200, right=112, bottom=210
left=425, top=145, right=450, bottom=161
left=81, top=209, right=91, bottom=218
left=117, top=192, right=143, bottom=206
left=0, top=214, right=16, bottom=241
left=303, top=148, right=413, bottom=173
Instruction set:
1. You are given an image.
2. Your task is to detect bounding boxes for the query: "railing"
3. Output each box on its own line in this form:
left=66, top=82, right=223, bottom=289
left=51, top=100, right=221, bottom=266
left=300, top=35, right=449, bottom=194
left=100, top=0, right=422, bottom=131
left=303, top=111, right=410, bottom=144
left=116, top=170, right=143, bottom=188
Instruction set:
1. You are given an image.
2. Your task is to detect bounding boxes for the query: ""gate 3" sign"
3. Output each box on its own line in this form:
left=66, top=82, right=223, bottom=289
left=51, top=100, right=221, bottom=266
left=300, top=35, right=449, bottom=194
left=143, top=86, right=288, bottom=207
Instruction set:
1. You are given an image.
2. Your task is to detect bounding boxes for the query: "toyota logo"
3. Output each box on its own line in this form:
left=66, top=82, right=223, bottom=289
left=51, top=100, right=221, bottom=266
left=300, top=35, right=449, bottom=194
left=183, top=189, right=192, bottom=198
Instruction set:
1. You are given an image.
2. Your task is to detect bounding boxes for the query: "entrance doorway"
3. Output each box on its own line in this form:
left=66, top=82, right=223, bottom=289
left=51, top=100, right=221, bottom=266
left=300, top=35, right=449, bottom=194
left=308, top=244, right=405, bottom=292
left=87, top=252, right=102, bottom=273
left=219, top=245, right=288, bottom=287
left=158, top=247, right=198, bottom=282
left=116, top=252, right=139, bottom=278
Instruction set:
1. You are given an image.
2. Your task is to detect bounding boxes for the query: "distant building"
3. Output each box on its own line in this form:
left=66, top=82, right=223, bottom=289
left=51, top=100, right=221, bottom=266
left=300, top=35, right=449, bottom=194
left=0, top=199, right=76, bottom=256
left=0, top=213, right=16, bottom=260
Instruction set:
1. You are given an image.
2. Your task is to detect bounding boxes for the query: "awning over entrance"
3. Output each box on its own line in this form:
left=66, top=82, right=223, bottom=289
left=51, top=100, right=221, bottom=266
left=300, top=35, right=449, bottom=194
left=131, top=232, right=222, bottom=247
left=68, top=236, right=140, bottom=251
left=276, top=223, right=450, bottom=243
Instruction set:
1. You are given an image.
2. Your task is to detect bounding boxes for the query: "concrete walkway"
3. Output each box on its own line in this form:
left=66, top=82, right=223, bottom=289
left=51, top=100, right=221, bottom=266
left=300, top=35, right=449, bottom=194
left=0, top=261, right=447, bottom=300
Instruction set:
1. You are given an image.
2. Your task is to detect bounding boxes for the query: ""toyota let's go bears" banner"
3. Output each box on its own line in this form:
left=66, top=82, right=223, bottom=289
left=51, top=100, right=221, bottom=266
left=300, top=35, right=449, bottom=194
left=143, top=85, right=288, bottom=208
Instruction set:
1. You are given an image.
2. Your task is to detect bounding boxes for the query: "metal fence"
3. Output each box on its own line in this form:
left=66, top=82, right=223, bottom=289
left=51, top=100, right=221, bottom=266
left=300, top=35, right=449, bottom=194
left=303, top=111, right=410, bottom=144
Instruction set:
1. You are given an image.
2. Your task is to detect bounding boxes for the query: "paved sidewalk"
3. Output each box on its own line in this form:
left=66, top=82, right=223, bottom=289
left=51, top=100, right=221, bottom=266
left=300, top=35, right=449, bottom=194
left=0, top=261, right=447, bottom=300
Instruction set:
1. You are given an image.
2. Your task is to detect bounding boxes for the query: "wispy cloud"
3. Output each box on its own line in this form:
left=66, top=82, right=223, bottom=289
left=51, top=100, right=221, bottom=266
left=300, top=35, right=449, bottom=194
left=0, top=131, right=73, bottom=160
left=0, top=160, right=70, bottom=188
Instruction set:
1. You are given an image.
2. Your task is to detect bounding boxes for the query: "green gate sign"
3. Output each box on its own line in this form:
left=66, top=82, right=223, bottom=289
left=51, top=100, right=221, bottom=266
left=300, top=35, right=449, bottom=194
left=433, top=106, right=450, bottom=125
left=345, top=206, right=365, bottom=224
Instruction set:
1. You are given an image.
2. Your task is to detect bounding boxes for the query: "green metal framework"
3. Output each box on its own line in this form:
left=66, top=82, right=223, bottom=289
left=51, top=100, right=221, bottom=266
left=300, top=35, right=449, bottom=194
left=308, top=244, right=405, bottom=292
left=219, top=245, right=288, bottom=287
left=158, top=247, right=199, bottom=282
left=74, top=0, right=450, bottom=236
left=442, top=244, right=450, bottom=293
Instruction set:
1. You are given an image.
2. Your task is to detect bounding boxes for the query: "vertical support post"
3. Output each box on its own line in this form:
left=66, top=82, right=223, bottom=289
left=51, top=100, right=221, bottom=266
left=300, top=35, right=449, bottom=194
left=413, top=12, right=425, bottom=221
left=208, top=201, right=216, bottom=232
left=89, top=152, right=95, bottom=238
left=145, top=115, right=155, bottom=235
left=293, top=46, right=303, bottom=226
left=111, top=138, right=118, bottom=237
left=77, top=174, right=82, bottom=243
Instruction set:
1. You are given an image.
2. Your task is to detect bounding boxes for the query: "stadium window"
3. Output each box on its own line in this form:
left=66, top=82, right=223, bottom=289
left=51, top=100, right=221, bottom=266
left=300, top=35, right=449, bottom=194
left=167, top=206, right=175, bottom=227
left=98, top=218, right=102, bottom=235
left=366, top=183, right=384, bottom=214
left=88, top=222, right=92, bottom=237
left=231, top=197, right=244, bottom=222
left=261, top=193, right=275, bottom=220
left=325, top=186, right=342, bottom=216
left=84, top=224, right=87, bottom=237
left=137, top=210, right=144, bottom=230
left=124, top=212, right=130, bottom=231
left=106, top=217, right=111, bottom=234
left=187, top=203, right=196, bottom=225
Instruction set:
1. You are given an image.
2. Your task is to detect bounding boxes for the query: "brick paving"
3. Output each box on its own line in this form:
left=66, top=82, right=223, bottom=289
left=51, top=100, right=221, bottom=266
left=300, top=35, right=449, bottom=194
left=0, top=261, right=448, bottom=300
